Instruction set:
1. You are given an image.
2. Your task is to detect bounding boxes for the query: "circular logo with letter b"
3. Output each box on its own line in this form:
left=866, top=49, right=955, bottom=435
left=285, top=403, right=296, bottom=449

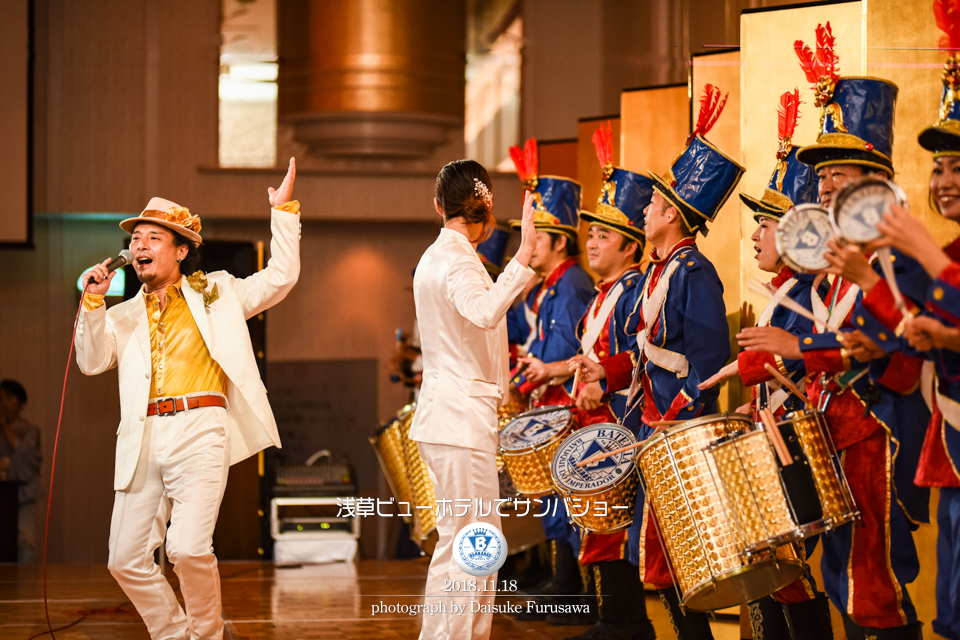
left=453, top=522, right=506, bottom=577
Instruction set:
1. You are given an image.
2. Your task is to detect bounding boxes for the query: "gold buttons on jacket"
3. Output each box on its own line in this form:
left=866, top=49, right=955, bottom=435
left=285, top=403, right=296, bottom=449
left=803, top=337, right=813, bottom=345
left=934, top=287, right=945, bottom=301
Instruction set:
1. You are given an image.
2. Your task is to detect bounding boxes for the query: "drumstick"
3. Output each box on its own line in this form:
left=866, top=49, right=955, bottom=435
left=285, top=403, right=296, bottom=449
left=573, top=420, right=678, bottom=468
left=572, top=365, right=581, bottom=396
left=759, top=408, right=792, bottom=466
left=575, top=440, right=645, bottom=467
left=762, top=363, right=811, bottom=407
left=874, top=246, right=909, bottom=317
left=748, top=280, right=841, bottom=334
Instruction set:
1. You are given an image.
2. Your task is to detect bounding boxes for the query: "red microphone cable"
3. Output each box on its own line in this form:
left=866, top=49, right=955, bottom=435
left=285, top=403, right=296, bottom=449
left=39, top=282, right=92, bottom=638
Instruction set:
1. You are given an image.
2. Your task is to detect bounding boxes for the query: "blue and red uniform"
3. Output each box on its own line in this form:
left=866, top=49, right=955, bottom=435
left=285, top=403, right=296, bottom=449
left=573, top=266, right=646, bottom=566
left=855, top=239, right=960, bottom=639
left=510, top=256, right=594, bottom=550
left=798, top=250, right=932, bottom=630
left=627, top=238, right=731, bottom=588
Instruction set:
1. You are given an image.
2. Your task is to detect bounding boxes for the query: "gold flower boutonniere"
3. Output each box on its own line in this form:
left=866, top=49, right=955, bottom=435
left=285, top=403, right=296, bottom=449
left=187, top=271, right=220, bottom=308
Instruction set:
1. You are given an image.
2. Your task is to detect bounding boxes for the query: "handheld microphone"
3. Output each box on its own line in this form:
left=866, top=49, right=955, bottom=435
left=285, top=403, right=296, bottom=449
left=87, top=249, right=134, bottom=285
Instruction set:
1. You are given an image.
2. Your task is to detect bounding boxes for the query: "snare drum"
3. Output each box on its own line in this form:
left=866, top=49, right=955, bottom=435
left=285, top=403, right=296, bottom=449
left=637, top=413, right=803, bottom=611
left=551, top=424, right=638, bottom=533
left=499, top=407, right=576, bottom=498
left=779, top=409, right=859, bottom=532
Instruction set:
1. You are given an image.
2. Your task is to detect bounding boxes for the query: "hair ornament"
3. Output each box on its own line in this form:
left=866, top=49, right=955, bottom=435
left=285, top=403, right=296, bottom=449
left=473, top=178, right=492, bottom=209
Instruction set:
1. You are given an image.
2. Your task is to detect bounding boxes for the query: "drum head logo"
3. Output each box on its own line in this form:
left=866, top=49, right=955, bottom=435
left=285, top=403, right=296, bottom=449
left=454, top=523, right=507, bottom=576
left=552, top=425, right=635, bottom=492
left=779, top=206, right=832, bottom=271
left=499, top=409, right=571, bottom=451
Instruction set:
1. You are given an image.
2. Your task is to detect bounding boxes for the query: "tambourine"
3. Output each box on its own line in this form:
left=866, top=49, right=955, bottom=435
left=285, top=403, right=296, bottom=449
left=775, top=204, right=836, bottom=273
left=830, top=176, right=909, bottom=311
left=830, top=177, right=907, bottom=244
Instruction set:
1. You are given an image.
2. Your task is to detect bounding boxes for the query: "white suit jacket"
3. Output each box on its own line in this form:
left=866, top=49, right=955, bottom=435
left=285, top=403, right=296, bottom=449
left=409, top=228, right=535, bottom=453
left=75, top=208, right=300, bottom=491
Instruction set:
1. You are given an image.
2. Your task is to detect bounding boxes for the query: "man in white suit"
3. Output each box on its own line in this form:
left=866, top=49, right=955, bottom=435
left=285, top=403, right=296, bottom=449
left=410, top=160, right=537, bottom=640
left=76, top=159, right=299, bottom=640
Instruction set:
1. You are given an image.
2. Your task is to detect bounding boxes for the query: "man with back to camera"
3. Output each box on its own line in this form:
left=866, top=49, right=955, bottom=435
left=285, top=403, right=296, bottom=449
left=76, top=159, right=299, bottom=640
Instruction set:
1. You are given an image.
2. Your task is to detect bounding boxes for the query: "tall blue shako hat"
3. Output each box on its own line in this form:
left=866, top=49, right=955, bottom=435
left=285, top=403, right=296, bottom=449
left=476, top=226, right=510, bottom=276
left=918, top=0, right=960, bottom=157
left=740, top=89, right=818, bottom=221
left=648, top=84, right=745, bottom=236
left=579, top=121, right=653, bottom=246
left=794, top=22, right=899, bottom=177
left=507, top=138, right=583, bottom=241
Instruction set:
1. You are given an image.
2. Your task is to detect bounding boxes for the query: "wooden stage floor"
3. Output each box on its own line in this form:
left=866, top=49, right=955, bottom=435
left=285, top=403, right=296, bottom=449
left=0, top=560, right=740, bottom=639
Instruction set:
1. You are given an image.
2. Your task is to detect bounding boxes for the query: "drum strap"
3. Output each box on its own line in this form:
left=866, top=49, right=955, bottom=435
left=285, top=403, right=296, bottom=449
left=582, top=281, right=625, bottom=362
left=921, top=361, right=960, bottom=432
left=756, top=276, right=798, bottom=413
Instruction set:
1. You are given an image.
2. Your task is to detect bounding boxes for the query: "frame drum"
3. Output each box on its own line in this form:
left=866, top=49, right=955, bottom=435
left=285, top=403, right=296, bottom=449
left=775, top=203, right=835, bottom=273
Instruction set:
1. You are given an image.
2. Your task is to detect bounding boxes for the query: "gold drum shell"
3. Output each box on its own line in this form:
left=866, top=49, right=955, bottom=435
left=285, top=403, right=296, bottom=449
left=638, top=413, right=802, bottom=611
left=709, top=430, right=798, bottom=551
left=783, top=410, right=858, bottom=528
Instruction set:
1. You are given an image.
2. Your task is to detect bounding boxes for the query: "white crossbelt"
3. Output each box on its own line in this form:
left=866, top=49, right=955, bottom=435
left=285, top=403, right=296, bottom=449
left=581, top=281, right=625, bottom=363
left=756, top=277, right=798, bottom=413
left=811, top=278, right=859, bottom=334
left=626, top=253, right=689, bottom=405
left=921, top=361, right=960, bottom=433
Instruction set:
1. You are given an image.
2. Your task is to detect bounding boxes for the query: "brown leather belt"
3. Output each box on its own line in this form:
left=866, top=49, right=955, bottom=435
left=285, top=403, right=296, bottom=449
left=147, top=394, right=227, bottom=417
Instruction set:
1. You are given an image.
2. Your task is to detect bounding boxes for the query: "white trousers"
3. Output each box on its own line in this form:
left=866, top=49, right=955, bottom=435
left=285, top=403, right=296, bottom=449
left=108, top=407, right=230, bottom=640
left=417, top=443, right=501, bottom=640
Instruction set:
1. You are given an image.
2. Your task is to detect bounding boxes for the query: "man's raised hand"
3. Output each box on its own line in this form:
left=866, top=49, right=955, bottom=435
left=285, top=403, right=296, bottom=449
left=268, top=157, right=297, bottom=208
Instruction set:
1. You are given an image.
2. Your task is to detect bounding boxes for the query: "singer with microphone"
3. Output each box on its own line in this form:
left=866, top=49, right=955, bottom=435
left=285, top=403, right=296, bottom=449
left=75, top=158, right=299, bottom=640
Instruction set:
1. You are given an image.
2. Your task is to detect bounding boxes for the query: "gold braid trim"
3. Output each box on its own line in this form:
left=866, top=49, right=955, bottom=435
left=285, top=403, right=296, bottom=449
left=748, top=602, right=764, bottom=640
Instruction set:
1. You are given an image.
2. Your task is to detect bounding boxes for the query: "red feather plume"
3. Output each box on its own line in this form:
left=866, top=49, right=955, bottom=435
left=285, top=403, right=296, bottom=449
left=934, top=0, right=960, bottom=52
left=509, top=138, right=538, bottom=185
left=794, top=22, right=840, bottom=88
left=689, top=84, right=728, bottom=144
left=778, top=88, right=802, bottom=144
left=592, top=121, right=614, bottom=170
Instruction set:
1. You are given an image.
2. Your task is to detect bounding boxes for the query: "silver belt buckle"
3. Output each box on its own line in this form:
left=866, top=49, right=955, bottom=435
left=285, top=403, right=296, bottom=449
left=156, top=397, right=178, bottom=416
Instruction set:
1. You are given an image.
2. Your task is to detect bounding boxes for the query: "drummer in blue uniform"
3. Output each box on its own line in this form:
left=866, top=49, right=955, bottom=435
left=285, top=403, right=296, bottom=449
left=699, top=89, right=833, bottom=640
left=506, top=138, right=596, bottom=617
left=574, top=84, right=741, bottom=639
left=538, top=122, right=655, bottom=639
left=741, top=24, right=930, bottom=640
left=476, top=225, right=511, bottom=278
left=834, top=9, right=960, bottom=638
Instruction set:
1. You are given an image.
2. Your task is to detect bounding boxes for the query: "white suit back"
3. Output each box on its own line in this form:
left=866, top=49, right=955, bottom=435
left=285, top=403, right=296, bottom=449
left=409, top=228, right=534, bottom=453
